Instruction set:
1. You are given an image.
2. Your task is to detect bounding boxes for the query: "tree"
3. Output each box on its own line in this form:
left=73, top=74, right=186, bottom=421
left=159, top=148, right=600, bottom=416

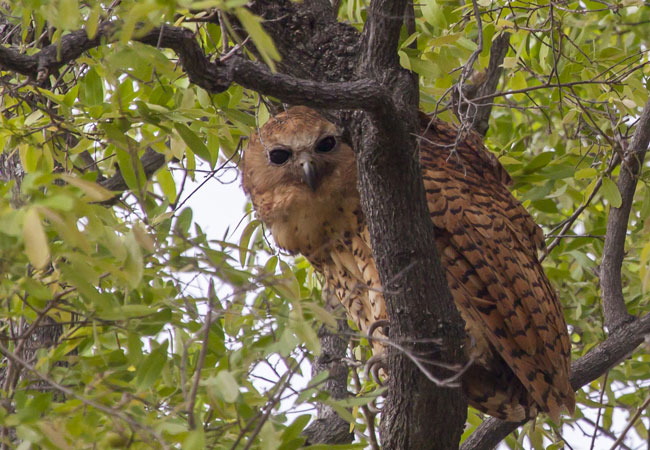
left=0, top=0, right=649, bottom=448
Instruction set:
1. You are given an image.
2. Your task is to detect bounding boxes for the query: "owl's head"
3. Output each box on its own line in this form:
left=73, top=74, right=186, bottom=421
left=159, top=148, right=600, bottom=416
left=242, top=106, right=355, bottom=194
left=241, top=106, right=359, bottom=255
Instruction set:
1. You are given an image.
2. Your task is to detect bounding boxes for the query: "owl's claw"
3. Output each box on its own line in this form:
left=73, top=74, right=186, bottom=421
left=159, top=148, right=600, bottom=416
left=365, top=354, right=388, bottom=386
left=367, top=319, right=390, bottom=341
left=368, top=397, right=383, bottom=414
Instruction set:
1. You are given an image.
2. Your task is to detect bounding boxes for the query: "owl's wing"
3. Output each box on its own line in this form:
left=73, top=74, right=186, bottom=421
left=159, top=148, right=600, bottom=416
left=420, top=118, right=575, bottom=420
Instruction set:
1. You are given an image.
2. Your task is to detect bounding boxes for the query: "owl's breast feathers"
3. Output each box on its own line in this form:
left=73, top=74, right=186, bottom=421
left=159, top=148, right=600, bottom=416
left=242, top=108, right=575, bottom=422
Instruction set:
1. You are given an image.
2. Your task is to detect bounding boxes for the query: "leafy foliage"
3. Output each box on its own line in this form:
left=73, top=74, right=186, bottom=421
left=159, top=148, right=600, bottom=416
left=0, top=0, right=648, bottom=448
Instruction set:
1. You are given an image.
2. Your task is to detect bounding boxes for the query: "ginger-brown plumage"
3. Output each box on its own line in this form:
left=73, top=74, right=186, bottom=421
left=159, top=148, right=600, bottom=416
left=242, top=106, right=575, bottom=421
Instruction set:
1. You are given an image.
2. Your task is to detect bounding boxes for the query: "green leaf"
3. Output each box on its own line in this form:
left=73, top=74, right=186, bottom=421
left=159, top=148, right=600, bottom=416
left=136, top=345, right=168, bottom=390
left=18, top=143, right=40, bottom=173
left=290, top=318, right=321, bottom=356
left=421, top=0, right=446, bottom=30
left=175, top=208, right=193, bottom=235
left=183, top=429, right=205, bottom=450
left=174, top=123, right=213, bottom=164
left=303, top=302, right=338, bottom=328
left=86, top=4, right=101, bottom=39
left=114, top=148, right=141, bottom=192
left=282, top=415, right=310, bottom=443
left=524, top=152, right=554, bottom=172
left=601, top=177, right=622, bottom=208
left=123, top=231, right=144, bottom=289
left=58, top=0, right=80, bottom=29
left=82, top=68, right=104, bottom=107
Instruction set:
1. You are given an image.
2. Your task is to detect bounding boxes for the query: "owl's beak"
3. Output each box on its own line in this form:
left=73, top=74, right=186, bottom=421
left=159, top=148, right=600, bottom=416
left=300, top=160, right=318, bottom=191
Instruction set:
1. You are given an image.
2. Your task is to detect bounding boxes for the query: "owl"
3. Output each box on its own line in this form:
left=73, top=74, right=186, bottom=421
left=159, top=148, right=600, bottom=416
left=241, top=106, right=575, bottom=421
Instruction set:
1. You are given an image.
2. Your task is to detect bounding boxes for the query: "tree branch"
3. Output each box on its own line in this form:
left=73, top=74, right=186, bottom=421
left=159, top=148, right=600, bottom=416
left=0, top=23, right=398, bottom=119
left=451, top=32, right=510, bottom=136
left=361, top=0, right=405, bottom=76
left=354, top=2, right=467, bottom=449
left=461, top=313, right=650, bottom=449
left=230, top=58, right=394, bottom=117
left=470, top=33, right=510, bottom=136
left=600, top=97, right=650, bottom=331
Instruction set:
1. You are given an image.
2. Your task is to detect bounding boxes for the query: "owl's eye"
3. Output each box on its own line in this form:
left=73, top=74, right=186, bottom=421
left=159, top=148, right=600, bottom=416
left=315, top=136, right=336, bottom=153
left=269, top=148, right=292, bottom=165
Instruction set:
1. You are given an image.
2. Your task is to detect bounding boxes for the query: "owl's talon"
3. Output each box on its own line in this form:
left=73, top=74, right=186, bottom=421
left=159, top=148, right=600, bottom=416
left=367, top=319, right=390, bottom=341
left=365, top=354, right=388, bottom=386
left=367, top=397, right=383, bottom=414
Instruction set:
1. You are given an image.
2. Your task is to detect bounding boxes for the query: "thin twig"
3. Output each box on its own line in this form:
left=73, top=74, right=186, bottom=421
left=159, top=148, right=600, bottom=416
left=609, top=392, right=650, bottom=450
left=187, top=280, right=216, bottom=429
left=590, top=372, right=609, bottom=450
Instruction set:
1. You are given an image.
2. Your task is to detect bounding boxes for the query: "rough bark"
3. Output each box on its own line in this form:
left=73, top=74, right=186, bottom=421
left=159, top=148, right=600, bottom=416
left=354, top=2, right=467, bottom=449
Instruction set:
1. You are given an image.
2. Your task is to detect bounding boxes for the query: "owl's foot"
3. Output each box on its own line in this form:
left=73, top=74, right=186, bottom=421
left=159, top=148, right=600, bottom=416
left=365, top=354, right=388, bottom=386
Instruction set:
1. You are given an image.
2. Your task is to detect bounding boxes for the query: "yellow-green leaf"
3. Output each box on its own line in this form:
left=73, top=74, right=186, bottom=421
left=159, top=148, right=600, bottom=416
left=133, top=222, right=156, bottom=252
left=19, top=143, right=40, bottom=173
left=239, top=219, right=261, bottom=267
left=214, top=371, right=240, bottom=403
left=510, top=71, right=527, bottom=101
left=60, top=175, right=114, bottom=201
left=574, top=168, right=597, bottom=180
left=502, top=56, right=518, bottom=69
left=23, top=208, right=50, bottom=269
left=86, top=4, right=101, bottom=39
left=234, top=9, right=280, bottom=70
left=498, top=155, right=522, bottom=165
left=155, top=167, right=177, bottom=204
left=602, top=177, right=622, bottom=208
left=430, top=33, right=461, bottom=47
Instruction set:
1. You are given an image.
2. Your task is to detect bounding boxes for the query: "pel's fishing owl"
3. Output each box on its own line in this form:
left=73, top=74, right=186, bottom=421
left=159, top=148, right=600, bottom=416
left=241, top=106, right=575, bottom=421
